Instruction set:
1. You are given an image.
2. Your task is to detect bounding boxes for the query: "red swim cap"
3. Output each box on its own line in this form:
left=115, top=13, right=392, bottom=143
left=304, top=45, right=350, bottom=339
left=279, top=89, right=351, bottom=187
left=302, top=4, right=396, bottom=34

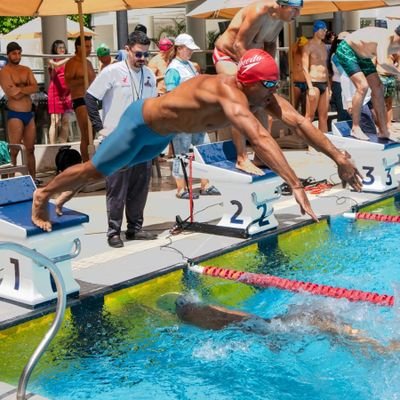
left=237, top=49, right=279, bottom=85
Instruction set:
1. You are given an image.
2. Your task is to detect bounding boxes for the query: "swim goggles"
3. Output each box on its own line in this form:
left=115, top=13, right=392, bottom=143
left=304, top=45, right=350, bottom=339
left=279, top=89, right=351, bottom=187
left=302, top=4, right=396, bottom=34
left=261, top=80, right=280, bottom=89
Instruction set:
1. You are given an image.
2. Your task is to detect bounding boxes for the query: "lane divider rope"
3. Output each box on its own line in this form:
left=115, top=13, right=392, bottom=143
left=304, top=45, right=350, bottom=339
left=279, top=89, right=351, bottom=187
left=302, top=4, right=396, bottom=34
left=344, top=212, right=400, bottom=223
left=189, top=265, right=394, bottom=307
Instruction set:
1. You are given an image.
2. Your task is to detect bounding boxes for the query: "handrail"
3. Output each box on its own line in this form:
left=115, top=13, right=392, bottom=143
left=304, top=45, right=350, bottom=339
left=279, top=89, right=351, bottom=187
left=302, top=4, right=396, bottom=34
left=0, top=242, right=68, bottom=400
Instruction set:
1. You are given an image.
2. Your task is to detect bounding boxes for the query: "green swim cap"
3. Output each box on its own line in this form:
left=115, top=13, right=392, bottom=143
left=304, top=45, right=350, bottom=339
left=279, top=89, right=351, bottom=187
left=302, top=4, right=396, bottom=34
left=96, top=43, right=110, bottom=57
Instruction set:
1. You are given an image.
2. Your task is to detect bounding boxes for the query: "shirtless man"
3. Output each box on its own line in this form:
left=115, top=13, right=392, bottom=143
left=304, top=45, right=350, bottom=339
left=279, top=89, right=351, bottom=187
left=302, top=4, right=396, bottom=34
left=0, top=42, right=38, bottom=179
left=302, top=20, right=331, bottom=133
left=169, top=293, right=400, bottom=353
left=213, top=0, right=303, bottom=175
left=335, top=25, right=400, bottom=141
left=32, top=50, right=362, bottom=232
left=65, top=36, right=96, bottom=162
left=292, top=36, right=308, bottom=113
left=148, top=38, right=174, bottom=96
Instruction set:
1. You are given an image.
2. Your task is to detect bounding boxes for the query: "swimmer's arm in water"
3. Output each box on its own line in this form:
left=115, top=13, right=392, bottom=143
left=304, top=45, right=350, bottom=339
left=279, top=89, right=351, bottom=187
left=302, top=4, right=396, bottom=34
left=176, top=297, right=400, bottom=353
left=176, top=302, right=253, bottom=331
left=285, top=310, right=400, bottom=354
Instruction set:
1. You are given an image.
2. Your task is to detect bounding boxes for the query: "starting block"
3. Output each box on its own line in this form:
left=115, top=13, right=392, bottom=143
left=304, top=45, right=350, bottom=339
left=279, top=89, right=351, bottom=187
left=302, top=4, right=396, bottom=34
left=327, top=121, right=400, bottom=192
left=187, top=140, right=282, bottom=237
left=0, top=176, right=89, bottom=308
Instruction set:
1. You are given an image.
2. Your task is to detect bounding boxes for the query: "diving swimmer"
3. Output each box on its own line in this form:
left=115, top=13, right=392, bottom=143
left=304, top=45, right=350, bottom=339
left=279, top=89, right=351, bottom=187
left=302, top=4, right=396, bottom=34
left=32, top=49, right=362, bottom=232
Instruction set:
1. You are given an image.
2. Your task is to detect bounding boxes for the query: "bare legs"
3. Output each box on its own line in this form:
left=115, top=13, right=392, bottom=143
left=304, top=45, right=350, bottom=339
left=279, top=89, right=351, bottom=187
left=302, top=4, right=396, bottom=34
left=74, top=105, right=90, bottom=162
left=305, top=86, right=330, bottom=133
left=8, top=117, right=37, bottom=179
left=49, top=113, right=70, bottom=144
left=216, top=60, right=263, bottom=175
left=348, top=72, right=370, bottom=140
left=32, top=161, right=102, bottom=231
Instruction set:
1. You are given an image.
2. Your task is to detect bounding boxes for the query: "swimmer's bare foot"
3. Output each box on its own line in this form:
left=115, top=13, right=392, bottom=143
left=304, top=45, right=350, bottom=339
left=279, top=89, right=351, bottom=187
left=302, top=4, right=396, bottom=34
left=55, top=190, right=76, bottom=216
left=350, top=127, right=370, bottom=141
left=236, top=159, right=264, bottom=176
left=32, top=189, right=52, bottom=232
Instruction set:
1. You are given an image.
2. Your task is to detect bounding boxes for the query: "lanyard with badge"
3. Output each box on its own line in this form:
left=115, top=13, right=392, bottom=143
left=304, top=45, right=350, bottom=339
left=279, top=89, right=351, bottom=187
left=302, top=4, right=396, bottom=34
left=125, top=60, right=144, bottom=101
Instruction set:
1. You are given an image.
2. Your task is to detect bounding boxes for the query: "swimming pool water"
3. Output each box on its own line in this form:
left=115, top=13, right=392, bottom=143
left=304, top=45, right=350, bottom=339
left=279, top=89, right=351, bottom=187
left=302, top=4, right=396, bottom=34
left=1, top=196, right=400, bottom=399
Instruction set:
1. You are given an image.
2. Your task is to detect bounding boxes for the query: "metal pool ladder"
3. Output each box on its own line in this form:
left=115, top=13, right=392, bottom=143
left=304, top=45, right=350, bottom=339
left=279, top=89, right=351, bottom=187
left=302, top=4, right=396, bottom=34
left=0, top=240, right=81, bottom=400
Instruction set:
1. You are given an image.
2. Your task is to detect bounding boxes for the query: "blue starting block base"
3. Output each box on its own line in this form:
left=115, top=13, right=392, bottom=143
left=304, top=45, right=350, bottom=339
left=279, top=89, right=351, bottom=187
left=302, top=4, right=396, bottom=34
left=327, top=121, right=400, bottom=193
left=0, top=176, right=89, bottom=308
left=181, top=140, right=283, bottom=237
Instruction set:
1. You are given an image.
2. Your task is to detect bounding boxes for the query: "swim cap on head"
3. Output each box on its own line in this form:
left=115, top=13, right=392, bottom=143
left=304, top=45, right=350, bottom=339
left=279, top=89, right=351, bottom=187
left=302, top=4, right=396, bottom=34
left=395, top=25, right=400, bottom=37
left=158, top=38, right=173, bottom=52
left=6, top=41, right=22, bottom=54
left=237, top=49, right=279, bottom=85
left=277, top=0, right=303, bottom=7
left=96, top=43, right=110, bottom=57
left=297, top=36, right=308, bottom=47
left=313, top=20, right=327, bottom=33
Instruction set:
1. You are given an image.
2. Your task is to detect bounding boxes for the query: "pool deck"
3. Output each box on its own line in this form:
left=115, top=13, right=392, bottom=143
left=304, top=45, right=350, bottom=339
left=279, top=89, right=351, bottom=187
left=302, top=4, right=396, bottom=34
left=0, top=148, right=398, bottom=330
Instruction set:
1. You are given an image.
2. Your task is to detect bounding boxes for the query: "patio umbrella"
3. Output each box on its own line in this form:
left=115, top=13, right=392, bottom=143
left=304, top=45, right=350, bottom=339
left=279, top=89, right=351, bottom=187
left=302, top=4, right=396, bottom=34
left=187, top=0, right=400, bottom=18
left=2, top=17, right=96, bottom=40
left=0, top=0, right=196, bottom=16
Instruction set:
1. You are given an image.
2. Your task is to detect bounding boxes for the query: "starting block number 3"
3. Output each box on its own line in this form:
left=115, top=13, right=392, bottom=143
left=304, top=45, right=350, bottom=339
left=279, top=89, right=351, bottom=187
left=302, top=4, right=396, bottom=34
left=362, top=166, right=392, bottom=187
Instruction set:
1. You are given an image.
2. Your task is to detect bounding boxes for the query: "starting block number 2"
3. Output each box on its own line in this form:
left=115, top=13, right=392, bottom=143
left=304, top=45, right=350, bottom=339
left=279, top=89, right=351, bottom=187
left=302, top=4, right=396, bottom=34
left=229, top=199, right=272, bottom=227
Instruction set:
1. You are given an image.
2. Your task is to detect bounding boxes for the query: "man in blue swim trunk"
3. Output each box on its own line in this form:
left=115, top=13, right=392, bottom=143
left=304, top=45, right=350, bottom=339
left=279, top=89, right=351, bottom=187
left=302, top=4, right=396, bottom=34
left=0, top=42, right=38, bottom=179
left=335, top=25, right=400, bottom=141
left=32, top=50, right=363, bottom=232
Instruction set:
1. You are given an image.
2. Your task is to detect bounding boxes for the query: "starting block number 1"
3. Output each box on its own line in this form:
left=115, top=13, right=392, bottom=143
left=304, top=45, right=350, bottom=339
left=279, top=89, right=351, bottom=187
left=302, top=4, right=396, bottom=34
left=5, top=256, right=57, bottom=293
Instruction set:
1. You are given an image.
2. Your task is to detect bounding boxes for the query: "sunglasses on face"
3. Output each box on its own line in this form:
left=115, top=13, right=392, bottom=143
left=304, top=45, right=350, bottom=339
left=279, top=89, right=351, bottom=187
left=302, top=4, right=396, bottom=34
left=261, top=80, right=280, bottom=89
left=134, top=51, right=149, bottom=58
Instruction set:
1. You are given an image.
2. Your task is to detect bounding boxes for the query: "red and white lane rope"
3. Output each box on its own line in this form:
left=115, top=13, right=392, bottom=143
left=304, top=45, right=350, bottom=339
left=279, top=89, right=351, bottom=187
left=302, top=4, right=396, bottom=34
left=189, top=265, right=394, bottom=307
left=344, top=212, right=400, bottom=223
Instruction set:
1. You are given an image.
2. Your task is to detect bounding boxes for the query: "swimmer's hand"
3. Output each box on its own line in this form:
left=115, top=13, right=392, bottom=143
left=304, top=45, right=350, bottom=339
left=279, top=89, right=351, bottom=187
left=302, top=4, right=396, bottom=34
left=336, top=151, right=363, bottom=191
left=292, top=186, right=319, bottom=222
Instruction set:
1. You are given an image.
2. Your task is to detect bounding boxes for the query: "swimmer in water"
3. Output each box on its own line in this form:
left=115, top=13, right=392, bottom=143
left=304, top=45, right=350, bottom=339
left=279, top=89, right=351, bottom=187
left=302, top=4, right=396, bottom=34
left=159, top=292, right=400, bottom=354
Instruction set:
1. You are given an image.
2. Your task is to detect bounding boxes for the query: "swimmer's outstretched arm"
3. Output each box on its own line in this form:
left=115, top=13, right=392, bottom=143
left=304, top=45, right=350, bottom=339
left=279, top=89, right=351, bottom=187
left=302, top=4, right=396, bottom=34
left=287, top=310, right=400, bottom=354
left=32, top=161, right=103, bottom=232
left=176, top=298, right=400, bottom=353
left=266, top=94, right=363, bottom=192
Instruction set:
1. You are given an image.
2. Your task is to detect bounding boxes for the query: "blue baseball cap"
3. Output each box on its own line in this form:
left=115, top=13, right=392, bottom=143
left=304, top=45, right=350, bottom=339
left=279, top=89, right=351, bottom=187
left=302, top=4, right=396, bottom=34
left=277, top=0, right=303, bottom=7
left=313, top=20, right=327, bottom=33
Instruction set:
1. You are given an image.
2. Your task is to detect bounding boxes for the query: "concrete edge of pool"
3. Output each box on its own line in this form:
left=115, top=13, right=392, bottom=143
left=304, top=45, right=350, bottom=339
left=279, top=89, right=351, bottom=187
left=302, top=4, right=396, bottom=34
left=1, top=182, right=398, bottom=332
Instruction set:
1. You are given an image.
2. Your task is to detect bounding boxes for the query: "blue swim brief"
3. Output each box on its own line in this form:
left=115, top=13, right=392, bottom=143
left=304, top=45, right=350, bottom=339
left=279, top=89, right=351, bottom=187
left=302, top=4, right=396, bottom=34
left=92, top=99, right=174, bottom=176
left=7, top=109, right=34, bottom=126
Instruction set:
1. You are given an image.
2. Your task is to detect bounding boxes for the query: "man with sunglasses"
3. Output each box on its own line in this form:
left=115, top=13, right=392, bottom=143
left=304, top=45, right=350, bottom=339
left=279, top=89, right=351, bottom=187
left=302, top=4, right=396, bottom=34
left=213, top=0, right=303, bottom=176
left=84, top=31, right=158, bottom=248
left=32, top=49, right=362, bottom=232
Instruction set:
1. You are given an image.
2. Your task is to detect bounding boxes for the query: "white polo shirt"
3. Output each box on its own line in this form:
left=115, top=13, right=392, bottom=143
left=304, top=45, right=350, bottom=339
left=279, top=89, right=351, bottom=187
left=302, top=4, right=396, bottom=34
left=87, top=61, right=157, bottom=134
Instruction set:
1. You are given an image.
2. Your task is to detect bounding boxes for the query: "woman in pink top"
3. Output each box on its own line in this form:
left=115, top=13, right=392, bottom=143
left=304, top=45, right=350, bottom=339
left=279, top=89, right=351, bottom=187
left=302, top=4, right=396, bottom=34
left=47, top=40, right=72, bottom=144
